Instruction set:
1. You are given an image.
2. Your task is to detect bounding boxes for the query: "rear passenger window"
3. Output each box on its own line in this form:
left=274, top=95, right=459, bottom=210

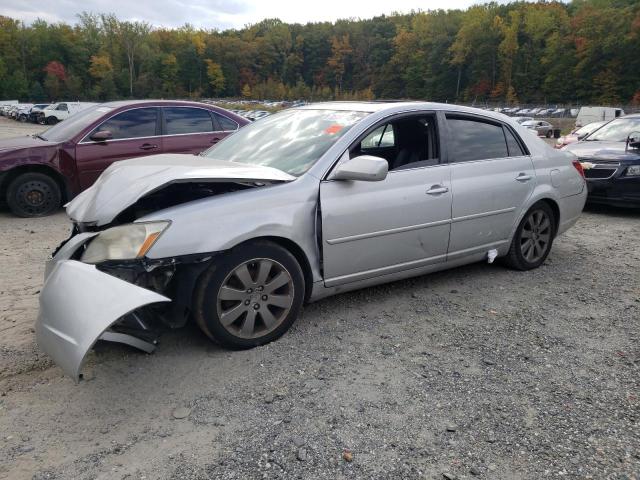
left=164, top=107, right=213, bottom=135
left=213, top=113, right=239, bottom=131
left=504, top=127, right=526, bottom=156
left=447, top=116, right=509, bottom=162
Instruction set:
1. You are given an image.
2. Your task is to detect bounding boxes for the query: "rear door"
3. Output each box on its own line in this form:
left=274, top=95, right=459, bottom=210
left=161, top=106, right=224, bottom=154
left=74, top=107, right=161, bottom=190
left=445, top=114, right=535, bottom=260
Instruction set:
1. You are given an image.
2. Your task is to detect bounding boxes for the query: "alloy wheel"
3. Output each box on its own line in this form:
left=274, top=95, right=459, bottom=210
left=216, top=258, right=294, bottom=339
left=519, top=209, right=552, bottom=263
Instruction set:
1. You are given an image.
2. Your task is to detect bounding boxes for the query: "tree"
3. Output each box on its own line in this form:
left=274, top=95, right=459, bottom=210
left=327, top=34, right=352, bottom=94
left=111, top=17, right=150, bottom=97
left=205, top=59, right=225, bottom=96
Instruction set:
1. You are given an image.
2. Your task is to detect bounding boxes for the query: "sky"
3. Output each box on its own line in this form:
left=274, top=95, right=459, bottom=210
left=0, top=0, right=531, bottom=30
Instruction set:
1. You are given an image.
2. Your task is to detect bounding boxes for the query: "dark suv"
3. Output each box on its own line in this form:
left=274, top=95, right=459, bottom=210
left=0, top=100, right=249, bottom=217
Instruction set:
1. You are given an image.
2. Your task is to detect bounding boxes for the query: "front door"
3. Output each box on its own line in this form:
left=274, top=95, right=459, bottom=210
left=75, top=107, right=161, bottom=190
left=320, top=113, right=452, bottom=287
left=444, top=114, right=536, bottom=258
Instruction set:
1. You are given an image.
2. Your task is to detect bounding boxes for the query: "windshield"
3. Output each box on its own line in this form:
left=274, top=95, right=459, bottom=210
left=201, top=109, right=369, bottom=176
left=586, top=117, right=640, bottom=142
left=40, top=105, right=113, bottom=142
left=575, top=122, right=604, bottom=136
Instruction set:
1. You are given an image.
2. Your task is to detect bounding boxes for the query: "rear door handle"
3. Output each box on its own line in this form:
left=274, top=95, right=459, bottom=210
left=516, top=173, right=532, bottom=182
left=426, top=185, right=449, bottom=195
left=210, top=137, right=221, bottom=144
left=139, top=143, right=158, bottom=151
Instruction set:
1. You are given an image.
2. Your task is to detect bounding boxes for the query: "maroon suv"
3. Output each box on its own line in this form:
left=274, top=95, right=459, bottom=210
left=0, top=100, right=249, bottom=217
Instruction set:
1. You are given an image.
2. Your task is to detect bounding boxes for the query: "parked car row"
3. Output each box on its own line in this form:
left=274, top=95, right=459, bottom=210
left=483, top=106, right=576, bottom=117
left=1, top=102, right=101, bottom=125
left=0, top=100, right=249, bottom=217
left=228, top=109, right=271, bottom=121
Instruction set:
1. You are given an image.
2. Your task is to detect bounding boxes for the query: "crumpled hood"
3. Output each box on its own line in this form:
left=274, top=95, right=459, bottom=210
left=564, top=141, right=640, bottom=162
left=66, top=154, right=296, bottom=225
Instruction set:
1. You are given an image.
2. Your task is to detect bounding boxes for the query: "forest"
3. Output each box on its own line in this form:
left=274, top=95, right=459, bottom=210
left=0, top=0, right=638, bottom=106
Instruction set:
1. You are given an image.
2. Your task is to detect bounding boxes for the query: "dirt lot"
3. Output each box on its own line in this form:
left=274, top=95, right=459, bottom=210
left=0, top=117, right=639, bottom=480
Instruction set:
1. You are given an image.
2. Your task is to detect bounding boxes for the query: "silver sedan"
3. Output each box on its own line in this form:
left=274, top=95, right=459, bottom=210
left=37, top=102, right=587, bottom=380
left=522, top=119, right=554, bottom=137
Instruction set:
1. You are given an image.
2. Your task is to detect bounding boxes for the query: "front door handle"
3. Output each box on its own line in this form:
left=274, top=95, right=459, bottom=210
left=210, top=137, right=221, bottom=144
left=426, top=185, right=449, bottom=195
left=139, top=143, right=158, bottom=151
left=516, top=173, right=532, bottom=182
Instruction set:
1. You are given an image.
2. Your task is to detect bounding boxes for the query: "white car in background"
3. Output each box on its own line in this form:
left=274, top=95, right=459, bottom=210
left=40, top=102, right=98, bottom=125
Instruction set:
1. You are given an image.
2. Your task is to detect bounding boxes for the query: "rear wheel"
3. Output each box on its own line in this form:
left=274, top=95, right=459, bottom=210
left=46, top=116, right=58, bottom=125
left=504, top=202, right=555, bottom=271
left=545, top=130, right=552, bottom=138
left=6, top=172, right=62, bottom=217
left=194, top=240, right=305, bottom=349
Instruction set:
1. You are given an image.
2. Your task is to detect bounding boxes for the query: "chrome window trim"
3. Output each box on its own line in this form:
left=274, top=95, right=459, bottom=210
left=78, top=105, right=239, bottom=144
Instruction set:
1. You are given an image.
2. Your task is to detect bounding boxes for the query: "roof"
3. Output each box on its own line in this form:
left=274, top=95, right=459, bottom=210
left=298, top=100, right=513, bottom=122
left=100, top=99, right=215, bottom=108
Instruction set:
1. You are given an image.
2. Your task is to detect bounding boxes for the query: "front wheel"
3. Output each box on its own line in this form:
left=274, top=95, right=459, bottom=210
left=503, top=202, right=555, bottom=271
left=194, top=240, right=305, bottom=349
left=545, top=130, right=552, bottom=138
left=6, top=172, right=62, bottom=217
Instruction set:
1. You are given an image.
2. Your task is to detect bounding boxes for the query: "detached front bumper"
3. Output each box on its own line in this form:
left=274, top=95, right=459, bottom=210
left=36, top=234, right=170, bottom=382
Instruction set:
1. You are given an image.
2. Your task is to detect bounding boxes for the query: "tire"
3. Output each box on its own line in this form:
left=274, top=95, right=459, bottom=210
left=545, top=130, right=552, bottom=138
left=46, top=116, right=58, bottom=125
left=6, top=172, right=62, bottom=217
left=18, top=114, right=27, bottom=123
left=503, top=202, right=556, bottom=271
left=194, top=240, right=305, bottom=349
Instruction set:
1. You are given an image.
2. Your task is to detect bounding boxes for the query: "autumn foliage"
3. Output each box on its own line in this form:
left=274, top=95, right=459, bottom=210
left=0, top=1, right=638, bottom=105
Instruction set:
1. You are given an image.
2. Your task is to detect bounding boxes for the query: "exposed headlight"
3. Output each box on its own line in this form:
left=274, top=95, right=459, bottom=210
left=81, top=221, right=170, bottom=264
left=624, top=165, right=640, bottom=177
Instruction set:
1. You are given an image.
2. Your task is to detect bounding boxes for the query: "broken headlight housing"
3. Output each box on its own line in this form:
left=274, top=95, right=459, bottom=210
left=81, top=221, right=170, bottom=264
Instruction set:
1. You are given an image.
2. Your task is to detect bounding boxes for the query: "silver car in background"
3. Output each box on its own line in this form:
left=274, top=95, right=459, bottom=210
left=522, top=119, right=555, bottom=138
left=37, top=102, right=587, bottom=381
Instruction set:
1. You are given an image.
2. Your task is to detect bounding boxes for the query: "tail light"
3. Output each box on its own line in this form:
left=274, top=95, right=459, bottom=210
left=572, top=159, right=585, bottom=179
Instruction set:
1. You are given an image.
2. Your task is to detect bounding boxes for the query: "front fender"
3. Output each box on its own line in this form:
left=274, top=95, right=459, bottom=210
left=139, top=176, right=323, bottom=282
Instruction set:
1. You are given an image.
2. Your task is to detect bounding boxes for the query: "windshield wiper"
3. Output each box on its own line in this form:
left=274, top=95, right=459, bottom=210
left=33, top=134, right=47, bottom=141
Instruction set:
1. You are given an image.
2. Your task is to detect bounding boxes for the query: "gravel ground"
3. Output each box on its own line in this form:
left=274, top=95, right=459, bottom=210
left=0, top=118, right=638, bottom=480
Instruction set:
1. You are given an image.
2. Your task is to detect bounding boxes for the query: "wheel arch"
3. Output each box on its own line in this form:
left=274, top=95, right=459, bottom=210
left=535, top=198, right=560, bottom=237
left=1, top=164, right=70, bottom=202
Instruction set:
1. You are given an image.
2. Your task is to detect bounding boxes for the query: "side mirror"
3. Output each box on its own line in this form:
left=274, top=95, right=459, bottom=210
left=330, top=155, right=388, bottom=182
left=626, top=131, right=640, bottom=150
left=90, top=130, right=113, bottom=142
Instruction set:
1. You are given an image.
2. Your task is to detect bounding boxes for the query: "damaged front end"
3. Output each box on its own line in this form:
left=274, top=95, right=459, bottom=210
left=37, top=154, right=295, bottom=381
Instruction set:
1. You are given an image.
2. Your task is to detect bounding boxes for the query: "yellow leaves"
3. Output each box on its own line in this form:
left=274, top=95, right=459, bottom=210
left=205, top=59, right=224, bottom=94
left=88, top=55, right=113, bottom=79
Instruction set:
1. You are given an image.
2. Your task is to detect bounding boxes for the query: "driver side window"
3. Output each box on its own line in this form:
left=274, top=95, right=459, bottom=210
left=350, top=114, right=440, bottom=171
